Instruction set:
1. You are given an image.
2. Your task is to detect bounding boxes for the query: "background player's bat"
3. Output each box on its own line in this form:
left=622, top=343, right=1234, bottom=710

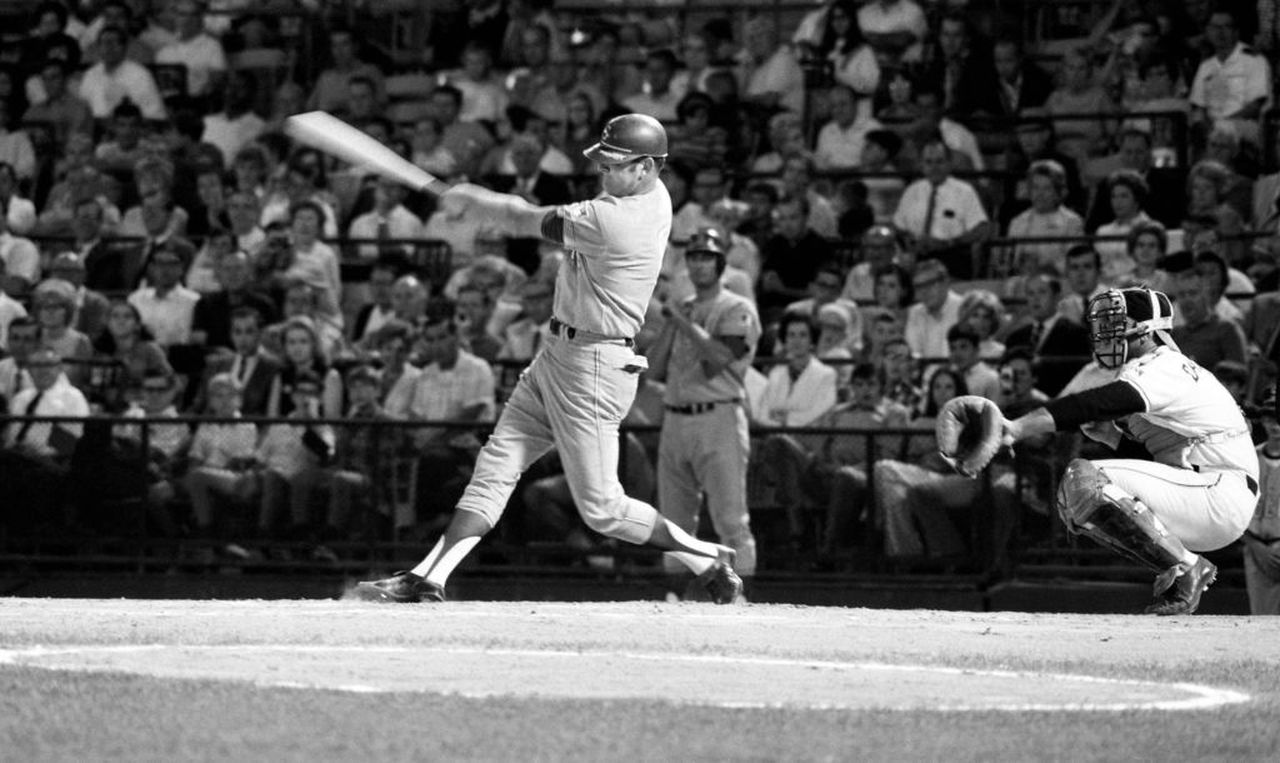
left=283, top=111, right=451, bottom=196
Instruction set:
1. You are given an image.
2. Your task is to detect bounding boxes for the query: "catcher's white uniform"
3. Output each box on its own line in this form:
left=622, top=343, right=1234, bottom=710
left=1053, top=345, right=1259, bottom=551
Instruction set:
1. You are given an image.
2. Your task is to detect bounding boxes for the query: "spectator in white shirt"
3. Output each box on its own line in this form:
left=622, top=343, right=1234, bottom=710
left=0, top=101, right=35, bottom=182
left=347, top=178, right=423, bottom=261
left=154, top=0, right=227, bottom=98
left=814, top=84, right=881, bottom=171
left=0, top=200, right=39, bottom=295
left=893, top=139, right=990, bottom=279
left=903, top=258, right=963, bottom=361
left=756, top=313, right=838, bottom=428
left=738, top=14, right=806, bottom=115
left=0, top=162, right=36, bottom=235
left=201, top=71, right=265, bottom=164
left=1189, top=8, right=1272, bottom=145
left=127, top=240, right=200, bottom=347
left=78, top=25, right=166, bottom=120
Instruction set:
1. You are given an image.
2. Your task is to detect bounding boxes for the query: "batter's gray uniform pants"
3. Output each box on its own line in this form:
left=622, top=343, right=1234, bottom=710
left=456, top=335, right=660, bottom=544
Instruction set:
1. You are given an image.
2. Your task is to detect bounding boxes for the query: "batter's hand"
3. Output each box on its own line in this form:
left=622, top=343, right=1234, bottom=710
left=439, top=183, right=483, bottom=216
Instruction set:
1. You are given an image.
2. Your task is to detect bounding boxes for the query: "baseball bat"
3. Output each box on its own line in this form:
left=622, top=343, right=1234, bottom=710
left=283, top=111, right=451, bottom=197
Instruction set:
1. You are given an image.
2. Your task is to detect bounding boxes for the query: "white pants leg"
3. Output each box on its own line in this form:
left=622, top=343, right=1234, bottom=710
left=1094, top=460, right=1255, bottom=552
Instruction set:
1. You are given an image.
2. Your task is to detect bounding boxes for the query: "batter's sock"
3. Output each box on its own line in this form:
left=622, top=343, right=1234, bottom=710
left=409, top=538, right=445, bottom=578
left=661, top=520, right=724, bottom=560
left=423, top=536, right=482, bottom=588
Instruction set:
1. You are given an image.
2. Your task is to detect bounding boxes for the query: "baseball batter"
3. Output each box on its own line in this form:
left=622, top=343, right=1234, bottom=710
left=355, top=114, right=743, bottom=604
left=647, top=228, right=761, bottom=593
left=985, top=287, right=1258, bottom=615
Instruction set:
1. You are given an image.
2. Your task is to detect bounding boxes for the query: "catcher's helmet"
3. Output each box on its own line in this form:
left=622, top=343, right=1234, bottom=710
left=1086, top=287, right=1179, bottom=369
left=583, top=113, right=668, bottom=164
left=687, top=227, right=728, bottom=275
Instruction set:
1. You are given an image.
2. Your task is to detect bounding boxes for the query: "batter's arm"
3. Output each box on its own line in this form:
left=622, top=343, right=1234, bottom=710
left=442, top=183, right=558, bottom=240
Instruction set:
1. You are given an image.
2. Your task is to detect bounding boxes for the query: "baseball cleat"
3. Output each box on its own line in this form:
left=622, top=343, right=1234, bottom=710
left=1145, top=557, right=1217, bottom=616
left=351, top=571, right=446, bottom=603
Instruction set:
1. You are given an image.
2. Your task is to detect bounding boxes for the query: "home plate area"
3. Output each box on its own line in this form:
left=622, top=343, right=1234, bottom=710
left=0, top=644, right=1247, bottom=712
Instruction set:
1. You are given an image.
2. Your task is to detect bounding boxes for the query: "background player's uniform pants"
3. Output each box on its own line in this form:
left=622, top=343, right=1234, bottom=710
left=658, top=404, right=756, bottom=575
left=1091, top=459, right=1255, bottom=552
left=456, top=335, right=659, bottom=544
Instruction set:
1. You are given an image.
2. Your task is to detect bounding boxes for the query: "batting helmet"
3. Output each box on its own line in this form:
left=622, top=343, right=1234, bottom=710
left=687, top=227, right=728, bottom=275
left=583, top=113, right=668, bottom=163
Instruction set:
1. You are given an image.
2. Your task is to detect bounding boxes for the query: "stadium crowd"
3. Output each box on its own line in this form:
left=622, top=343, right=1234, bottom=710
left=0, top=0, right=1279, bottom=598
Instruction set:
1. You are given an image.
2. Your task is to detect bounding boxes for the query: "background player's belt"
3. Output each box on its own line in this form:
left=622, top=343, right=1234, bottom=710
left=549, top=318, right=634, bottom=346
left=665, top=400, right=741, bottom=415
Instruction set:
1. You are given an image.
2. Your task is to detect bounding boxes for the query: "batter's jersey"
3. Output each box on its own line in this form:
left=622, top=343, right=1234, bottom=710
left=663, top=289, right=761, bottom=406
left=555, top=182, right=672, bottom=338
left=1113, top=346, right=1259, bottom=479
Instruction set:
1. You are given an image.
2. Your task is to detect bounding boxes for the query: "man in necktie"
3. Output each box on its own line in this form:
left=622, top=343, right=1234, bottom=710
left=893, top=139, right=990, bottom=280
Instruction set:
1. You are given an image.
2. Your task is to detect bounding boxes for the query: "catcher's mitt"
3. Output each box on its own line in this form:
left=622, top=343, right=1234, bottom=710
left=935, top=395, right=1006, bottom=477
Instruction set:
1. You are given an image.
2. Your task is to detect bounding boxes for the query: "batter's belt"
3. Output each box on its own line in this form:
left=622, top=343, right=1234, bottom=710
left=549, top=317, right=634, bottom=346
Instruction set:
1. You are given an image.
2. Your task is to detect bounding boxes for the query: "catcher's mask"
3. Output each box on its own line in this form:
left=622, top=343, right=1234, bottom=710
left=1086, top=287, right=1178, bottom=369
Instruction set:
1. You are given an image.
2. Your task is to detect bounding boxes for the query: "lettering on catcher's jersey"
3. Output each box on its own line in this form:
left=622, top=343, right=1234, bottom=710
left=1115, top=346, right=1257, bottom=475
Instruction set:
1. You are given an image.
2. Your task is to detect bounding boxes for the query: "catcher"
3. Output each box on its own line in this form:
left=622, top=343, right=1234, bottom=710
left=936, top=287, right=1259, bottom=615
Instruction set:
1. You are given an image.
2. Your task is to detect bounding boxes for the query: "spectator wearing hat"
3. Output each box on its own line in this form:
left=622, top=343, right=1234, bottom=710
left=127, top=239, right=200, bottom=348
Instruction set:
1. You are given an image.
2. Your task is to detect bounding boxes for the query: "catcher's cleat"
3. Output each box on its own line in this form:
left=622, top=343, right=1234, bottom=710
left=352, top=571, right=446, bottom=603
left=1145, top=557, right=1217, bottom=616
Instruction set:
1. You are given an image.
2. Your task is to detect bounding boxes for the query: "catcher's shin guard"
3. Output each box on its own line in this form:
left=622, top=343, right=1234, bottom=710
left=1054, top=459, right=1187, bottom=573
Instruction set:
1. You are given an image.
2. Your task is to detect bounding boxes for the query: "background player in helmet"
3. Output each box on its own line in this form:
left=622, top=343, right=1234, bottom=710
left=965, top=287, right=1258, bottom=615
left=354, top=114, right=745, bottom=604
left=647, top=228, right=761, bottom=599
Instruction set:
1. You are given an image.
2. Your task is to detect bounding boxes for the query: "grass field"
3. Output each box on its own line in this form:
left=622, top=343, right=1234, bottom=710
left=2, top=598, right=1279, bottom=762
